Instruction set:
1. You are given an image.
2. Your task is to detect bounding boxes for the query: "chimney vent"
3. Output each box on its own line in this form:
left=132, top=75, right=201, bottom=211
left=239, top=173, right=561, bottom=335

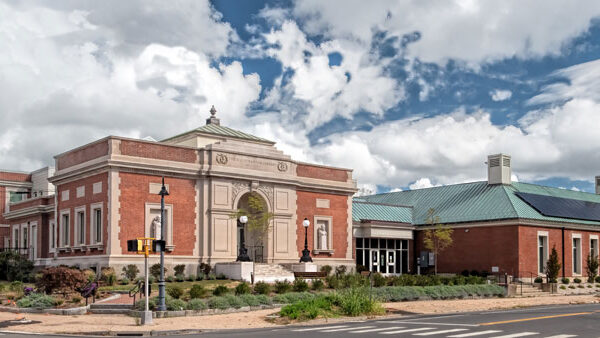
left=487, top=153, right=511, bottom=185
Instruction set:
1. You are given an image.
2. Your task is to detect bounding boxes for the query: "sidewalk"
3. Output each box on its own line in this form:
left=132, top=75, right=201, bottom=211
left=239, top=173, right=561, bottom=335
left=0, top=295, right=597, bottom=335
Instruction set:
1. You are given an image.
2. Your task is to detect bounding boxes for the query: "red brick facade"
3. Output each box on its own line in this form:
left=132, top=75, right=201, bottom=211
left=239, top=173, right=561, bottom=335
left=296, top=190, right=350, bottom=259
left=296, top=164, right=349, bottom=182
left=120, top=140, right=198, bottom=163
left=56, top=139, right=109, bottom=170
left=118, top=173, right=197, bottom=256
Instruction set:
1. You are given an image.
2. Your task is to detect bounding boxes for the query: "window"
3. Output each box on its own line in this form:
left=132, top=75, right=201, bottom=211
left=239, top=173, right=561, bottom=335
left=76, top=210, right=85, bottom=245
left=92, top=207, right=102, bottom=244
left=12, top=228, right=19, bottom=249
left=49, top=222, right=56, bottom=251
left=9, top=191, right=25, bottom=203
left=591, top=237, right=598, bottom=259
left=61, top=213, right=70, bottom=247
left=573, top=237, right=582, bottom=275
left=22, top=226, right=28, bottom=248
left=538, top=235, right=548, bottom=274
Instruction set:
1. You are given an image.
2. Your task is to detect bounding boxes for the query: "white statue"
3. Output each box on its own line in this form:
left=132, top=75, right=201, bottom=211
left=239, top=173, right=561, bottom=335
left=151, top=215, right=162, bottom=240
left=318, top=224, right=328, bottom=250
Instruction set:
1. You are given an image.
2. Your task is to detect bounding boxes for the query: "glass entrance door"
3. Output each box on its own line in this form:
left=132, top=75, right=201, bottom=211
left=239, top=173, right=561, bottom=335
left=370, top=249, right=378, bottom=272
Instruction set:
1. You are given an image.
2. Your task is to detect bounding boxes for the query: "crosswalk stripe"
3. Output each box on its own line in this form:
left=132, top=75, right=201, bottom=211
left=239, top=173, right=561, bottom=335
left=292, top=325, right=348, bottom=331
left=380, top=328, right=435, bottom=334
left=544, top=335, right=577, bottom=338
left=489, top=333, right=539, bottom=338
left=414, top=328, right=469, bottom=336
left=448, top=331, right=503, bottom=337
left=350, top=327, right=404, bottom=333
left=321, top=326, right=375, bottom=332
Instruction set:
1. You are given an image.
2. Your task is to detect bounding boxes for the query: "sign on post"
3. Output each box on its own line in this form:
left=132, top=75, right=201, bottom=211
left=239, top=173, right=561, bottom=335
left=127, top=237, right=155, bottom=325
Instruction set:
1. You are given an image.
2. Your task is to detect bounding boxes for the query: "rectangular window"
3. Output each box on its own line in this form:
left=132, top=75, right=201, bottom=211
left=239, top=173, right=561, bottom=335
left=77, top=211, right=85, bottom=245
left=93, top=208, right=102, bottom=244
left=538, top=235, right=548, bottom=274
left=591, top=238, right=598, bottom=259
left=573, top=237, right=582, bottom=275
left=61, top=214, right=70, bottom=247
left=13, top=228, right=19, bottom=249
left=9, top=191, right=25, bottom=203
left=50, top=223, right=55, bottom=250
left=22, top=227, right=28, bottom=248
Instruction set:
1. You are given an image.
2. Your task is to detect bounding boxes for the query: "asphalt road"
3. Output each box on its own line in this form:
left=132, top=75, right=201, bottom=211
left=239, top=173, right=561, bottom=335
left=0, top=303, right=598, bottom=338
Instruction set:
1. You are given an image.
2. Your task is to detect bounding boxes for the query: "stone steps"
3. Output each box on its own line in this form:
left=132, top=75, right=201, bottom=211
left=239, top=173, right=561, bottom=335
left=253, top=263, right=295, bottom=283
left=88, top=302, right=134, bottom=314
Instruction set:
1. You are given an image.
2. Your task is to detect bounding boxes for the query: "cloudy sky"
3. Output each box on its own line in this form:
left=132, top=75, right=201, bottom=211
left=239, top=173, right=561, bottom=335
left=2, top=0, right=600, bottom=194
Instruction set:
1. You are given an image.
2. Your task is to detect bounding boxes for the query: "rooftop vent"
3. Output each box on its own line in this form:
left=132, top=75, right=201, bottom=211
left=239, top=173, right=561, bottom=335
left=487, top=153, right=511, bottom=185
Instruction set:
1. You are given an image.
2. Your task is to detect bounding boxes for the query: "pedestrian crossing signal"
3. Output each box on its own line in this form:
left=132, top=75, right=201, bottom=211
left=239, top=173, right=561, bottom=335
left=152, top=239, right=166, bottom=252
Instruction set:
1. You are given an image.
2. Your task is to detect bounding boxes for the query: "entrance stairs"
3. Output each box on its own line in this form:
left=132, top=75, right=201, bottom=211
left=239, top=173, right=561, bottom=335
left=253, top=263, right=295, bottom=283
left=88, top=293, right=134, bottom=314
left=514, top=283, right=552, bottom=297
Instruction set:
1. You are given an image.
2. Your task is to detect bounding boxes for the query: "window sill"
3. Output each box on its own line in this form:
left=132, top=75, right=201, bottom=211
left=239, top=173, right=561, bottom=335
left=88, top=243, right=104, bottom=250
left=166, top=245, right=175, bottom=252
left=58, top=247, right=71, bottom=253
left=313, top=249, right=334, bottom=255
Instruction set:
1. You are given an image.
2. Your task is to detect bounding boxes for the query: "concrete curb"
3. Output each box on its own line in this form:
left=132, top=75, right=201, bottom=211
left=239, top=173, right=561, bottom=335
left=0, top=304, right=90, bottom=315
left=129, top=304, right=283, bottom=318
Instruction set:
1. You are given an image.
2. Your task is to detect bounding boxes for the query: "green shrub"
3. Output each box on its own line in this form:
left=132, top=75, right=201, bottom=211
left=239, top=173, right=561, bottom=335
left=175, top=274, right=185, bottom=282
left=273, top=292, right=315, bottom=304
left=325, top=275, right=341, bottom=289
left=333, top=287, right=384, bottom=316
left=311, top=279, right=325, bottom=291
left=70, top=296, right=82, bottom=303
left=293, top=279, right=309, bottom=292
left=36, top=267, right=88, bottom=294
left=280, top=296, right=332, bottom=320
left=199, top=263, right=211, bottom=275
left=174, top=264, right=186, bottom=276
left=320, top=265, right=333, bottom=276
left=196, top=273, right=205, bottom=281
left=207, top=273, right=217, bottom=280
left=574, top=278, right=582, bottom=284
left=0, top=251, right=34, bottom=282
left=106, top=273, right=117, bottom=286
left=166, top=276, right=175, bottom=283
left=253, top=281, right=271, bottom=295
left=17, top=293, right=56, bottom=309
left=335, top=266, right=347, bottom=277
left=216, top=273, right=227, bottom=280
left=187, top=275, right=196, bottom=282
left=189, top=284, right=208, bottom=299
left=240, top=294, right=260, bottom=306
left=274, top=280, right=292, bottom=294
left=212, top=285, right=229, bottom=296
left=150, top=264, right=167, bottom=280
left=595, top=276, right=600, bottom=283
left=561, top=277, right=570, bottom=284
left=119, top=278, right=130, bottom=285
left=167, top=285, right=184, bottom=299
left=560, top=285, right=567, bottom=290
left=371, top=284, right=505, bottom=302
left=578, top=285, right=585, bottom=288
left=167, top=298, right=186, bottom=311
left=207, top=296, right=230, bottom=310
left=121, top=265, right=139, bottom=280
left=235, top=282, right=252, bottom=295
left=9, top=281, right=24, bottom=292
left=255, top=294, right=272, bottom=305
left=534, top=277, right=543, bottom=283
left=135, top=297, right=157, bottom=311
left=587, top=284, right=593, bottom=288
left=187, top=299, right=207, bottom=310
left=280, top=288, right=383, bottom=320
left=223, top=294, right=244, bottom=308
left=569, top=285, right=576, bottom=289
left=372, top=273, right=387, bottom=287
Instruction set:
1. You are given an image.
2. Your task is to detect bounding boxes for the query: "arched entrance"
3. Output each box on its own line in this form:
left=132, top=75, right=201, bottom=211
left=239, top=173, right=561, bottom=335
left=235, top=192, right=271, bottom=263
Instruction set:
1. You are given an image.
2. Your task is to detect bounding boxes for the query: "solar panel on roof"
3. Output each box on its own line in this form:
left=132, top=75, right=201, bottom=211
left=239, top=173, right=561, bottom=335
left=515, top=192, right=600, bottom=222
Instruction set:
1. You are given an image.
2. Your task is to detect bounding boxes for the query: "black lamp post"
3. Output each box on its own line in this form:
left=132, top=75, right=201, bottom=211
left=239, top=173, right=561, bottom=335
left=157, top=177, right=169, bottom=312
left=236, top=216, right=251, bottom=262
left=300, top=218, right=312, bottom=262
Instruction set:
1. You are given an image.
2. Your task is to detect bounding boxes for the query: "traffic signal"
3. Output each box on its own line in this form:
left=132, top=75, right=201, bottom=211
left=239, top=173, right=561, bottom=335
left=152, top=239, right=166, bottom=252
left=127, top=239, right=143, bottom=252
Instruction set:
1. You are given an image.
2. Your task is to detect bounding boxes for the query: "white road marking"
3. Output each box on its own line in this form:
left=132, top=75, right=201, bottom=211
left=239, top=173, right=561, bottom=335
left=321, top=326, right=375, bottom=332
left=489, top=333, right=539, bottom=338
left=350, top=327, right=404, bottom=333
left=413, top=328, right=469, bottom=336
left=544, top=335, right=577, bottom=338
left=380, top=327, right=435, bottom=334
left=404, top=314, right=466, bottom=321
left=448, top=331, right=503, bottom=337
left=291, top=325, right=348, bottom=331
left=380, top=321, right=479, bottom=327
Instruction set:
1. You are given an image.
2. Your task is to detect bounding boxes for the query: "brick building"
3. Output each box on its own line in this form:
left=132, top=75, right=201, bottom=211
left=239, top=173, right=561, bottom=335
left=354, top=154, right=600, bottom=281
left=1, top=108, right=357, bottom=275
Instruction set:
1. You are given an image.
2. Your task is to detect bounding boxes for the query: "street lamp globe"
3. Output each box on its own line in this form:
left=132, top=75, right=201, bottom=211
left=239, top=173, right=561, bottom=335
left=239, top=215, right=248, bottom=224
left=303, top=218, right=310, bottom=228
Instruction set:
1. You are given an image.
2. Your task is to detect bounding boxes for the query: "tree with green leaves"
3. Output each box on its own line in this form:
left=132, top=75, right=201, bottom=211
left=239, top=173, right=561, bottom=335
left=231, top=192, right=274, bottom=247
left=585, top=252, right=598, bottom=283
left=545, top=246, right=561, bottom=283
left=423, top=208, right=453, bottom=275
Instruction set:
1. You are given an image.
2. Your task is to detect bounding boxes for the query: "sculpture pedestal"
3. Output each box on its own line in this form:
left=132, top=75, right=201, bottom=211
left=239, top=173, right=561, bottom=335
left=214, top=262, right=254, bottom=282
left=291, top=262, right=318, bottom=273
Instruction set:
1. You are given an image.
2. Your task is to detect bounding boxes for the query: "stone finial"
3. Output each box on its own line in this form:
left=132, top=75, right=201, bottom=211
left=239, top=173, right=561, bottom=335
left=206, top=105, right=220, bottom=126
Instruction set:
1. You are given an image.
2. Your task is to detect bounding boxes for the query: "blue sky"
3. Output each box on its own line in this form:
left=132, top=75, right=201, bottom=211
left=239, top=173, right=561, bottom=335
left=2, top=0, right=600, bottom=194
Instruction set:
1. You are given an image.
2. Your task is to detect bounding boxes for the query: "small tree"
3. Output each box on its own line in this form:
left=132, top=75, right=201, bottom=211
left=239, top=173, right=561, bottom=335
left=423, top=209, right=453, bottom=275
left=585, top=253, right=599, bottom=283
left=231, top=192, right=274, bottom=247
left=121, top=264, right=139, bottom=280
left=545, top=246, right=561, bottom=283
left=36, top=267, right=88, bottom=295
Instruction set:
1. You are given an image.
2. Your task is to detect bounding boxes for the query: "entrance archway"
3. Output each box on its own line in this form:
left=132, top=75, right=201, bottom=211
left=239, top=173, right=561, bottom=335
left=236, top=192, right=271, bottom=263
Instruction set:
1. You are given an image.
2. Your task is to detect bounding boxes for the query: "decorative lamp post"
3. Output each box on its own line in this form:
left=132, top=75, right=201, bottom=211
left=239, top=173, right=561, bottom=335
left=236, top=215, right=251, bottom=262
left=157, top=177, right=169, bottom=312
left=300, top=218, right=312, bottom=262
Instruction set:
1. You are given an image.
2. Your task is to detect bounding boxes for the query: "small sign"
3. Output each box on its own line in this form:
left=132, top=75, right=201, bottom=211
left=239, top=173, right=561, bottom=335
left=428, top=252, right=435, bottom=266
left=491, top=266, right=499, bottom=273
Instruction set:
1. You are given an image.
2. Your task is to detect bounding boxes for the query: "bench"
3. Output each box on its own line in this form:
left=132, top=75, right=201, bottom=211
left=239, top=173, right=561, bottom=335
left=294, top=271, right=327, bottom=279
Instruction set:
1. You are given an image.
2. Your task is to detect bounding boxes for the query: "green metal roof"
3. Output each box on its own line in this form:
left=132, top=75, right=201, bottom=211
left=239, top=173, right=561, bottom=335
left=352, top=201, right=413, bottom=223
left=163, top=123, right=274, bottom=144
left=355, top=181, right=600, bottom=227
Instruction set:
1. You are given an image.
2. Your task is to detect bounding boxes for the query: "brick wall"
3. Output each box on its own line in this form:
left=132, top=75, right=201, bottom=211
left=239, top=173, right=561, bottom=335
left=56, top=140, right=109, bottom=170
left=416, top=225, right=520, bottom=276
left=8, top=196, right=52, bottom=212
left=296, top=190, right=350, bottom=259
left=118, top=173, right=197, bottom=256
left=0, top=172, right=31, bottom=182
left=296, top=164, right=349, bottom=182
left=55, top=173, right=108, bottom=257
left=120, top=140, right=198, bottom=163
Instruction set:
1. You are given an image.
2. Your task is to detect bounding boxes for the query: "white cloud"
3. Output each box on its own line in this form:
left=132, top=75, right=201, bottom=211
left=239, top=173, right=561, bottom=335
left=409, top=178, right=438, bottom=190
left=293, top=0, right=600, bottom=65
left=389, top=188, right=403, bottom=193
left=490, top=89, right=512, bottom=101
